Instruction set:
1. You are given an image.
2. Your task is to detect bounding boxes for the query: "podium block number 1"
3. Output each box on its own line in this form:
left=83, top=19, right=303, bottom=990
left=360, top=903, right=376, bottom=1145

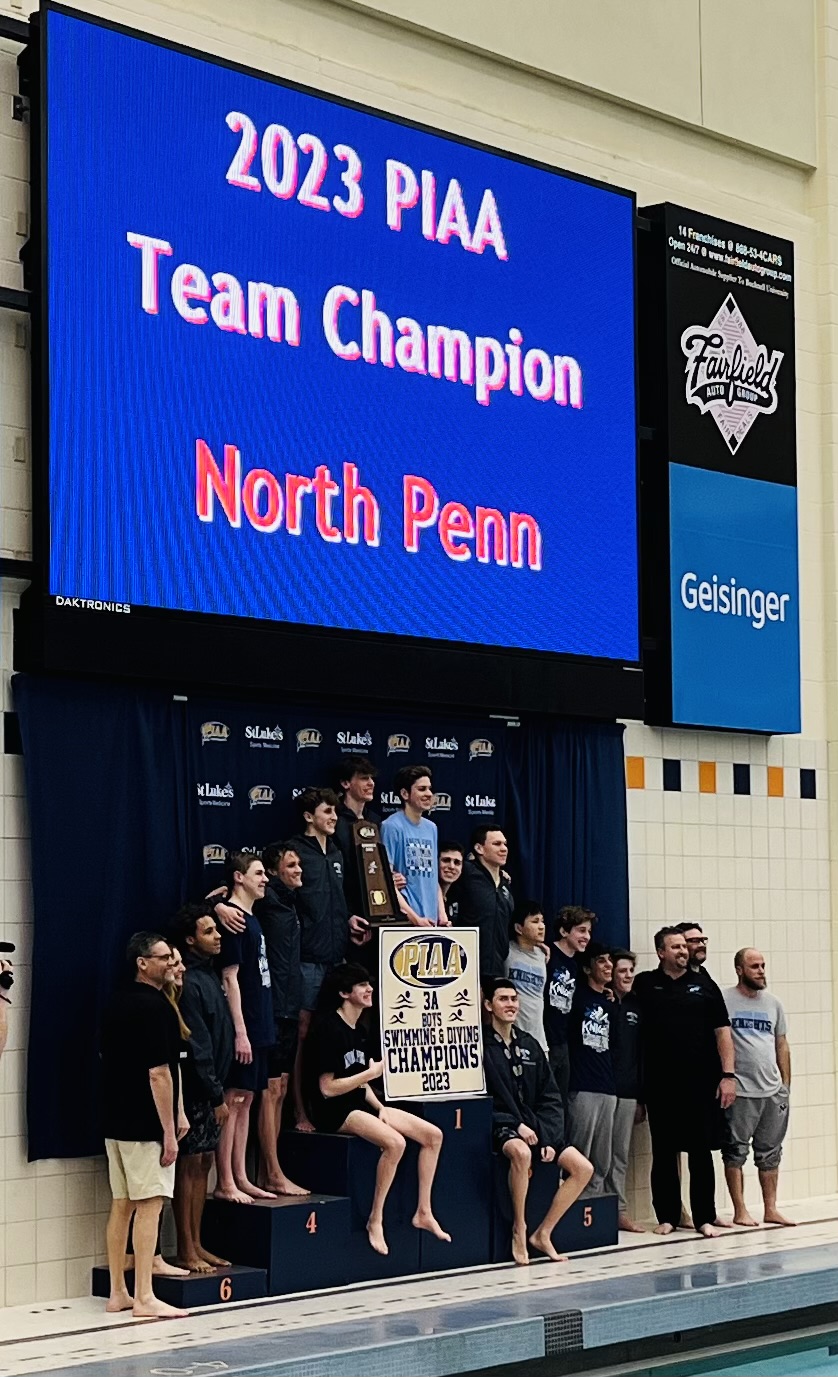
left=454, top=1108, right=462, bottom=1130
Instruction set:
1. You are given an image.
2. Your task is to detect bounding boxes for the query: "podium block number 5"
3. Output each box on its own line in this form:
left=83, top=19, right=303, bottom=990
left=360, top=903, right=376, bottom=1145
left=583, top=1206, right=593, bottom=1227
left=306, top=1211, right=318, bottom=1234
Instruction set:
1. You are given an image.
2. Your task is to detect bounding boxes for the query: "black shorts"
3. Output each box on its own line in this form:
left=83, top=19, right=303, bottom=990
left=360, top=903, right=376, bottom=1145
left=267, top=1019, right=298, bottom=1079
left=225, top=1046, right=268, bottom=1094
left=312, top=1097, right=376, bottom=1136
left=181, top=1099, right=222, bottom=1156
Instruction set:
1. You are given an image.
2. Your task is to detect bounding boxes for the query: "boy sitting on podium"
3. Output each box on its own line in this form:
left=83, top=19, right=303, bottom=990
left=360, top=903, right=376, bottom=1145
left=483, top=978, right=593, bottom=1266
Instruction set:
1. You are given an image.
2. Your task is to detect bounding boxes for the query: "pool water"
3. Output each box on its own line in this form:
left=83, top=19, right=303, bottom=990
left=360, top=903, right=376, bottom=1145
left=661, top=1337, right=838, bottom=1376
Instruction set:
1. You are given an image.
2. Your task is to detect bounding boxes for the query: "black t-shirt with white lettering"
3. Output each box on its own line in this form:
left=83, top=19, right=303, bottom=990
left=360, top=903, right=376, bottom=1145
left=101, top=983, right=183, bottom=1142
left=568, top=984, right=616, bottom=1095
left=307, top=1010, right=370, bottom=1133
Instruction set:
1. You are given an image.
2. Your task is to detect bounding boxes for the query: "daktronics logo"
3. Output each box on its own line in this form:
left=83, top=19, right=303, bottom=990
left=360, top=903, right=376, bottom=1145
left=201, top=720, right=229, bottom=745
left=197, top=781, right=234, bottom=806
left=469, top=738, right=494, bottom=761
left=296, top=728, right=322, bottom=751
left=426, top=736, right=458, bottom=758
left=245, top=724, right=283, bottom=747
left=387, top=733, right=411, bottom=755
left=681, top=294, right=783, bottom=454
left=679, top=572, right=791, bottom=630
left=203, top=843, right=227, bottom=864
left=337, top=730, right=373, bottom=751
left=430, top=792, right=452, bottom=812
left=248, top=785, right=275, bottom=809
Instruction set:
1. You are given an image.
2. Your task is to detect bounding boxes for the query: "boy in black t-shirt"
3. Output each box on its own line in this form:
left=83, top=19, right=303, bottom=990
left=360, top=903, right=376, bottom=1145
left=544, top=906, right=596, bottom=1114
left=215, top=853, right=277, bottom=1205
left=567, top=942, right=617, bottom=1197
left=306, top=963, right=452, bottom=1256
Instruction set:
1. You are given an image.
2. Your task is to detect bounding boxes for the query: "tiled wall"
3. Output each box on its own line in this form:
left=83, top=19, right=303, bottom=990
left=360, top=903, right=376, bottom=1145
left=623, top=721, right=836, bottom=1220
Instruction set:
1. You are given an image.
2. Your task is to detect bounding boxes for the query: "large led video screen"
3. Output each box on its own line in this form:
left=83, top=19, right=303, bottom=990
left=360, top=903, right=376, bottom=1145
left=42, top=5, right=639, bottom=665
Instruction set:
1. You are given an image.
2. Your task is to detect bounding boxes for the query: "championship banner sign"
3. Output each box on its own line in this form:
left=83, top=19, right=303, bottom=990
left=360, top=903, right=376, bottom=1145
left=379, top=928, right=485, bottom=1101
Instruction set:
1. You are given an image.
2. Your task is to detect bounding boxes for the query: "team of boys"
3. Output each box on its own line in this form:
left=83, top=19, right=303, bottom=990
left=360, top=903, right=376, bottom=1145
left=100, top=756, right=792, bottom=1318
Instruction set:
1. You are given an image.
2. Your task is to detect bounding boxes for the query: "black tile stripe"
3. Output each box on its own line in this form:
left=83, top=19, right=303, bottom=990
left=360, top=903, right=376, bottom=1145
left=733, top=763, right=751, bottom=796
left=801, top=767, right=816, bottom=800
left=662, top=758, right=681, bottom=792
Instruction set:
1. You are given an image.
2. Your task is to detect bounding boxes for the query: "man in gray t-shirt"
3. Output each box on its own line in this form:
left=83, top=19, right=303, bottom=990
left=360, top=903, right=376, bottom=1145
left=722, top=949, right=792, bottom=1227
left=503, top=903, right=548, bottom=1052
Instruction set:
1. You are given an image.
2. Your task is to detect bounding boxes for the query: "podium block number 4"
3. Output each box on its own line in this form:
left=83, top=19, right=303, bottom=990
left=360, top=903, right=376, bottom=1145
left=306, top=1211, right=318, bottom=1234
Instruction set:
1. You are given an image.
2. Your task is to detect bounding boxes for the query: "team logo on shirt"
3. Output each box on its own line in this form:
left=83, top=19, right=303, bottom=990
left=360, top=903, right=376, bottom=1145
left=203, top=843, right=227, bottom=864
left=425, top=736, right=458, bottom=758
left=197, top=781, right=234, bottom=806
left=200, top=720, right=229, bottom=745
left=430, top=792, right=452, bottom=813
left=248, top=785, right=275, bottom=809
left=245, top=724, right=283, bottom=747
left=296, top=728, right=322, bottom=751
left=549, top=967, right=575, bottom=1012
left=387, top=733, right=411, bottom=755
left=469, top=738, right=494, bottom=761
left=582, top=1004, right=609, bottom=1052
left=390, top=933, right=468, bottom=988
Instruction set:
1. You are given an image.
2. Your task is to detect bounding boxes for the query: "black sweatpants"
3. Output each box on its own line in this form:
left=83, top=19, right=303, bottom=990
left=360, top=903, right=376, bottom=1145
left=646, top=1100, right=717, bottom=1230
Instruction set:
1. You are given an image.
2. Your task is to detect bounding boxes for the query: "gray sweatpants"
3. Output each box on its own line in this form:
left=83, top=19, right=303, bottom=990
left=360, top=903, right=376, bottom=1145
left=568, top=1090, right=617, bottom=1196
left=604, top=1096, right=636, bottom=1210
left=722, top=1088, right=790, bottom=1171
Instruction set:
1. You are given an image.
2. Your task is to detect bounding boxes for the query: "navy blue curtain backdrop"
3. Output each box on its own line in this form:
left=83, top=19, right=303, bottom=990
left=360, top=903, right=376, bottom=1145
left=505, top=718, right=629, bottom=947
left=14, top=674, right=628, bottom=1161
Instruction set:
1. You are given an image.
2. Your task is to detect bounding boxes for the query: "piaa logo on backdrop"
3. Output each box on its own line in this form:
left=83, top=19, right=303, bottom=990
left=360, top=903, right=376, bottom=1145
left=681, top=294, right=783, bottom=454
left=430, top=792, right=452, bottom=812
left=469, top=738, right=494, bottom=761
left=245, top=724, right=283, bottom=747
left=669, top=464, right=800, bottom=733
left=203, top=843, right=227, bottom=864
left=201, top=720, right=229, bottom=746
left=390, top=934, right=467, bottom=988
left=249, top=785, right=275, bottom=809
left=296, top=728, right=322, bottom=751
left=388, top=733, right=411, bottom=756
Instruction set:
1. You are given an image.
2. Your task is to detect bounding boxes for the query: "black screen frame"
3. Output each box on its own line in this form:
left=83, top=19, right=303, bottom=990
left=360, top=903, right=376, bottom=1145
left=21, top=0, right=643, bottom=719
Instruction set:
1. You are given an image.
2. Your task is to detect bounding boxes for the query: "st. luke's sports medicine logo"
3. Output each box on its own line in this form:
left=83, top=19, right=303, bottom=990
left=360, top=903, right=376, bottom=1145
left=680, top=294, right=783, bottom=454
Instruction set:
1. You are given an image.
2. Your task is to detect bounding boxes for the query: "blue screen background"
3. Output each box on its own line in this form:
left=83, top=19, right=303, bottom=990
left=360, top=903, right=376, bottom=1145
left=670, top=464, right=800, bottom=732
left=46, top=9, right=638, bottom=659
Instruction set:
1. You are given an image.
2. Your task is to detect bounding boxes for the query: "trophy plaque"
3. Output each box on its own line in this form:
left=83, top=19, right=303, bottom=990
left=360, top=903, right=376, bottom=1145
left=353, top=820, right=401, bottom=924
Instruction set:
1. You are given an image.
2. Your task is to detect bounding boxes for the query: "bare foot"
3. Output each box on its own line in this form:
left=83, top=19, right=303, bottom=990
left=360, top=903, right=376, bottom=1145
left=511, top=1227, right=530, bottom=1266
left=654, top=1222, right=675, bottom=1235
left=196, top=1245, right=231, bottom=1266
left=529, top=1228, right=567, bottom=1262
left=295, top=1118, right=316, bottom=1134
left=176, top=1256, right=215, bottom=1273
left=265, top=1176, right=310, bottom=1197
left=764, top=1210, right=796, bottom=1226
left=214, top=1186, right=252, bottom=1205
left=132, top=1297, right=189, bottom=1320
left=235, top=1179, right=277, bottom=1200
left=713, top=1217, right=734, bottom=1229
left=412, top=1209, right=451, bottom=1242
left=367, top=1219, right=388, bottom=1255
left=152, top=1257, right=190, bottom=1277
left=105, top=1290, right=133, bottom=1313
left=733, top=1211, right=759, bottom=1227
left=698, top=1223, right=721, bottom=1238
left=619, top=1214, right=646, bottom=1233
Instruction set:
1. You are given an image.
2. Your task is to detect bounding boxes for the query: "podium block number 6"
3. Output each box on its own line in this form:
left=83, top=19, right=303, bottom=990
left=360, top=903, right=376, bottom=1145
left=219, top=1277, right=233, bottom=1301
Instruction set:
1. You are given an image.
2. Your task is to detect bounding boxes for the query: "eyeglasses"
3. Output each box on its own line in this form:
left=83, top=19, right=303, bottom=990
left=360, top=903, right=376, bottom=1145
left=147, top=952, right=174, bottom=962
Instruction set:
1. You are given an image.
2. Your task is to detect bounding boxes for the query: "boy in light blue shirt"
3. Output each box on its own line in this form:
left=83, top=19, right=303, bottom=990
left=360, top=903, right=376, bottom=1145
left=381, top=765, right=448, bottom=926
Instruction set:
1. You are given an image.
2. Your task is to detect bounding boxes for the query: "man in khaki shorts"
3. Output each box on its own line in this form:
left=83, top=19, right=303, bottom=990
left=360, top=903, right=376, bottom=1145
left=101, top=932, right=189, bottom=1318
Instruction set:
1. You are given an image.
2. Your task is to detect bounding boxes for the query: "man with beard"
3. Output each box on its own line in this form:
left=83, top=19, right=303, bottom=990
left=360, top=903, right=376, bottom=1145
left=722, top=949, right=793, bottom=1227
left=633, top=927, right=736, bottom=1238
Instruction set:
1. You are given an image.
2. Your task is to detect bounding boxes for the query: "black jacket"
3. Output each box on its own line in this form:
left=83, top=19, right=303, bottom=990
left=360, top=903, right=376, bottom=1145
left=291, top=832, right=350, bottom=966
left=448, top=859, right=514, bottom=979
left=255, top=876, right=302, bottom=1022
left=483, top=1026, right=565, bottom=1152
left=179, top=950, right=234, bottom=1107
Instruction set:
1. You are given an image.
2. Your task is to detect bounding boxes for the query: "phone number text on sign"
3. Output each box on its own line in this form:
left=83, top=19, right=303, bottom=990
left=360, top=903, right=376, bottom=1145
left=378, top=927, right=486, bottom=1100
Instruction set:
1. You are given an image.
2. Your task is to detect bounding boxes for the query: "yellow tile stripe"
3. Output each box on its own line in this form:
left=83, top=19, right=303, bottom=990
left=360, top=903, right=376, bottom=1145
left=625, top=756, right=645, bottom=789
left=698, top=760, right=716, bottom=794
left=767, top=765, right=784, bottom=797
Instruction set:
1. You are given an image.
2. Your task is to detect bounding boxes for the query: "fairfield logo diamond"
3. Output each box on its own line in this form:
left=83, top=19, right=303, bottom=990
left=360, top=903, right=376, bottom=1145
left=680, top=294, right=783, bottom=454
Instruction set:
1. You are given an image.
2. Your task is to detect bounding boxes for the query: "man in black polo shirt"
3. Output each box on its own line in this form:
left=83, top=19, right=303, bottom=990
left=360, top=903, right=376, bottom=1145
left=634, top=926, right=736, bottom=1238
left=448, top=823, right=514, bottom=980
left=101, top=932, right=188, bottom=1319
